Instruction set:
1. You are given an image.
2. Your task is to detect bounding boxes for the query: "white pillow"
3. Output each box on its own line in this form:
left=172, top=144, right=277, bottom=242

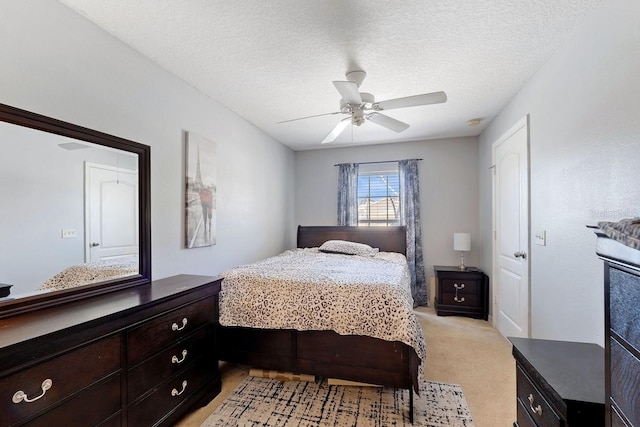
left=318, top=240, right=379, bottom=257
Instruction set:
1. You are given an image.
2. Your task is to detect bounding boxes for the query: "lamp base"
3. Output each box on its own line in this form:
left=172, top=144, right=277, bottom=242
left=458, top=253, right=467, bottom=271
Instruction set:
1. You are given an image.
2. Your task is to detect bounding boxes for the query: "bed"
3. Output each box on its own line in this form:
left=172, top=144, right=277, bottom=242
left=217, top=225, right=425, bottom=421
left=38, top=256, right=138, bottom=291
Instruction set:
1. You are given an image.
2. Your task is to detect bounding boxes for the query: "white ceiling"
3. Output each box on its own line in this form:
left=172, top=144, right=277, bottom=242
left=58, top=0, right=601, bottom=151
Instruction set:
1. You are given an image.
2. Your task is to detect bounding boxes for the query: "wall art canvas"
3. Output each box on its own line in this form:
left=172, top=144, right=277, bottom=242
left=185, top=132, right=217, bottom=248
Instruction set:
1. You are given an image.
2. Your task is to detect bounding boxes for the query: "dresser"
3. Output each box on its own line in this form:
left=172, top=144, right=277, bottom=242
left=0, top=274, right=221, bottom=427
left=596, top=232, right=640, bottom=427
left=433, top=265, right=488, bottom=320
left=509, top=337, right=605, bottom=427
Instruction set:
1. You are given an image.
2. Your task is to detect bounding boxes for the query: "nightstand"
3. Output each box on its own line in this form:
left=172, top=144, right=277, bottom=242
left=433, top=265, right=488, bottom=320
left=509, top=337, right=605, bottom=427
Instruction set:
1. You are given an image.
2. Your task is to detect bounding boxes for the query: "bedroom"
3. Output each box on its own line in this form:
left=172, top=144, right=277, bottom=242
left=0, top=0, right=638, bottom=426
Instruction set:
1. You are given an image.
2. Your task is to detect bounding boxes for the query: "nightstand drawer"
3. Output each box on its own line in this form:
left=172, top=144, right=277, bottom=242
left=439, top=292, right=480, bottom=307
left=440, top=279, right=480, bottom=294
left=128, top=297, right=217, bottom=365
left=516, top=366, right=561, bottom=427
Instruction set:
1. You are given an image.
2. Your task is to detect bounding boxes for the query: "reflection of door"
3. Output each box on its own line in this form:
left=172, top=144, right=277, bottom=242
left=85, top=163, right=138, bottom=262
left=492, top=116, right=530, bottom=338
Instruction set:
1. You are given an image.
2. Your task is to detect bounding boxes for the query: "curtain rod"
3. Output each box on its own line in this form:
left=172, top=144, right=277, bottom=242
left=334, top=158, right=423, bottom=166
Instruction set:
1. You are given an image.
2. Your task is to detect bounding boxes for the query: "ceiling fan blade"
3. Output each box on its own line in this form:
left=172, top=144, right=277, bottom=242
left=367, top=113, right=410, bottom=133
left=333, top=81, right=362, bottom=105
left=374, top=91, right=447, bottom=111
left=321, top=118, right=351, bottom=144
left=276, top=111, right=341, bottom=124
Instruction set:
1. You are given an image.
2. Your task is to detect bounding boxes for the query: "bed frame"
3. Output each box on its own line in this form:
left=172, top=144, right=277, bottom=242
left=217, top=225, right=420, bottom=422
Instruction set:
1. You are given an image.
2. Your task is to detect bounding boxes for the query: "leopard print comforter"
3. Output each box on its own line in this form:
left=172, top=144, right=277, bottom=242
left=220, top=248, right=426, bottom=368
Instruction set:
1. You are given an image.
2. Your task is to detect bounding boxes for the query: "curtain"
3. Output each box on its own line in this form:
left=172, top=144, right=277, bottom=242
left=399, top=159, right=427, bottom=307
left=337, top=163, right=359, bottom=226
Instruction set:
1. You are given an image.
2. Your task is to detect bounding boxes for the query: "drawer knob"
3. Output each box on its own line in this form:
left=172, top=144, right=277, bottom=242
left=171, top=349, right=188, bottom=364
left=454, top=295, right=466, bottom=303
left=171, top=380, right=188, bottom=397
left=453, top=283, right=465, bottom=290
left=527, top=393, right=543, bottom=416
left=12, top=379, right=53, bottom=404
left=171, top=317, right=188, bottom=331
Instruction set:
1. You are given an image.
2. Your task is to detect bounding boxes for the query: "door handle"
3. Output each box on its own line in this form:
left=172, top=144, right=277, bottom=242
left=514, top=251, right=527, bottom=259
left=90, top=242, right=100, bottom=247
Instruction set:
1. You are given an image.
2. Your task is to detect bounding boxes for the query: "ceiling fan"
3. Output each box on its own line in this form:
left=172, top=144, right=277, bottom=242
left=277, top=70, right=447, bottom=144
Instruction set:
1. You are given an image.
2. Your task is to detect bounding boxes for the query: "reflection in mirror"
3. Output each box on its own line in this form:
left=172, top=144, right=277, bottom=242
left=0, top=103, right=151, bottom=315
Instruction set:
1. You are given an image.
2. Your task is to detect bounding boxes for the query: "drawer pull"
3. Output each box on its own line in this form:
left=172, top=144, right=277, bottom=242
left=12, top=379, right=53, bottom=404
left=171, top=318, right=188, bottom=331
left=453, top=283, right=465, bottom=290
left=454, top=296, right=466, bottom=303
left=171, top=380, right=188, bottom=397
left=527, top=394, right=543, bottom=416
left=171, top=349, right=188, bottom=364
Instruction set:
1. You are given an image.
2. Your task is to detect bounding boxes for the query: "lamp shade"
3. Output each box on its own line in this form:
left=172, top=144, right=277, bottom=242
left=453, top=233, right=471, bottom=252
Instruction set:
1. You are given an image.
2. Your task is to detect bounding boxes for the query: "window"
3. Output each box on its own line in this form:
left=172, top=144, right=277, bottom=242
left=357, top=162, right=400, bottom=226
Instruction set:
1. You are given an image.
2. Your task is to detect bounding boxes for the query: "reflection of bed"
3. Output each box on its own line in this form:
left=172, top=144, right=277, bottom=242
left=218, top=226, right=425, bottom=421
left=38, top=256, right=138, bottom=291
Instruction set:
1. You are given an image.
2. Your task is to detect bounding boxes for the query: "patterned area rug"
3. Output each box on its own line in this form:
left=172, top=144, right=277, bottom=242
left=201, top=376, right=475, bottom=426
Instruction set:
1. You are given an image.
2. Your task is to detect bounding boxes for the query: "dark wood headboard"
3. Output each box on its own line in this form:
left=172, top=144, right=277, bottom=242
left=297, top=225, right=407, bottom=255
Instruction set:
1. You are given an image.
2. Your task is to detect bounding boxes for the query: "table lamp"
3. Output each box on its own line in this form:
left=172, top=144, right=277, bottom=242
left=453, top=233, right=471, bottom=271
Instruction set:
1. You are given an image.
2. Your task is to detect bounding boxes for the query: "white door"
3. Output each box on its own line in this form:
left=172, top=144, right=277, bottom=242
left=85, top=162, right=138, bottom=262
left=493, top=116, right=530, bottom=338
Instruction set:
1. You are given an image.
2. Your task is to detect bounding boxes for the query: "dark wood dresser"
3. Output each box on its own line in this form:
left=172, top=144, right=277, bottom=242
left=596, top=232, right=640, bottom=427
left=433, top=265, right=488, bottom=319
left=509, top=337, right=605, bottom=427
left=0, top=274, right=221, bottom=427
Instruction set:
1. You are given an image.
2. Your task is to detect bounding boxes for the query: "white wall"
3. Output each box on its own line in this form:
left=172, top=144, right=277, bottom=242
left=478, top=0, right=640, bottom=345
left=0, top=0, right=295, bottom=295
left=295, top=137, right=480, bottom=287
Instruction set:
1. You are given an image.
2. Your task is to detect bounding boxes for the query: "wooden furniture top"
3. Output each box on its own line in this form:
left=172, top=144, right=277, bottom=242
left=297, top=225, right=407, bottom=255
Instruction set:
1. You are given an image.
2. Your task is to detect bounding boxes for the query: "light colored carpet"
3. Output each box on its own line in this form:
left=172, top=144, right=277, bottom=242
left=177, top=306, right=515, bottom=427
left=201, top=376, right=474, bottom=426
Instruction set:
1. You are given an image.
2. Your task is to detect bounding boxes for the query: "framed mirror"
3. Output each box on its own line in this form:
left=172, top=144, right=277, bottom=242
left=0, top=103, right=151, bottom=317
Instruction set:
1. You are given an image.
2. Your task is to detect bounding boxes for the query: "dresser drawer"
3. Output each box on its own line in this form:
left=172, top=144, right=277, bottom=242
left=516, top=366, right=561, bottom=427
left=609, top=268, right=640, bottom=353
left=127, top=359, right=216, bottom=426
left=128, top=326, right=214, bottom=401
left=22, top=374, right=121, bottom=427
left=440, top=278, right=481, bottom=294
left=128, top=297, right=217, bottom=365
left=610, top=337, right=640, bottom=426
left=0, top=334, right=121, bottom=426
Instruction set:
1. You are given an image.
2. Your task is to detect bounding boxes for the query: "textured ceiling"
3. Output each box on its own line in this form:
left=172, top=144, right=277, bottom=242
left=58, top=0, right=601, bottom=151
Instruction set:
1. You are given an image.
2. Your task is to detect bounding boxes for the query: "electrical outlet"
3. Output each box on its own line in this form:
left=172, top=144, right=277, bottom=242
left=61, top=228, right=77, bottom=238
left=534, top=230, right=546, bottom=246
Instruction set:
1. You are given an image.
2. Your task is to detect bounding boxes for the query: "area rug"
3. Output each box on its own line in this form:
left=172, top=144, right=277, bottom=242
left=201, top=376, right=475, bottom=426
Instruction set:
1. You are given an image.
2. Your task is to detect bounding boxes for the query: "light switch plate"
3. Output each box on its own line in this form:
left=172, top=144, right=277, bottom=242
left=534, top=230, right=546, bottom=246
left=62, top=228, right=77, bottom=238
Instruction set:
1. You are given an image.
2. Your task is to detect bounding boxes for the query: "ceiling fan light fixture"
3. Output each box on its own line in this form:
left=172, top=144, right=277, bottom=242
left=345, top=70, right=367, bottom=87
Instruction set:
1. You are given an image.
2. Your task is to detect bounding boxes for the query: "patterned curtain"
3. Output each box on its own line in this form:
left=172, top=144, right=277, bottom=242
left=399, top=159, right=427, bottom=307
left=337, top=163, right=359, bottom=226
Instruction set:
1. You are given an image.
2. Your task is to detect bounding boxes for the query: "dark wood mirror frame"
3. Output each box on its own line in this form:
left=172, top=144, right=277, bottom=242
left=0, top=103, right=151, bottom=318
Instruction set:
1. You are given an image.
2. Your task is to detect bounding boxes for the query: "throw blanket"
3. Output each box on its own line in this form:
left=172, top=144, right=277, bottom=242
left=598, top=218, right=640, bottom=250
left=220, top=248, right=426, bottom=369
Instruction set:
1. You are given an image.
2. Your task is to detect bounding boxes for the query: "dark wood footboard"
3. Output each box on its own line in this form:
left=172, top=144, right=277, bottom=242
left=217, top=326, right=420, bottom=393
